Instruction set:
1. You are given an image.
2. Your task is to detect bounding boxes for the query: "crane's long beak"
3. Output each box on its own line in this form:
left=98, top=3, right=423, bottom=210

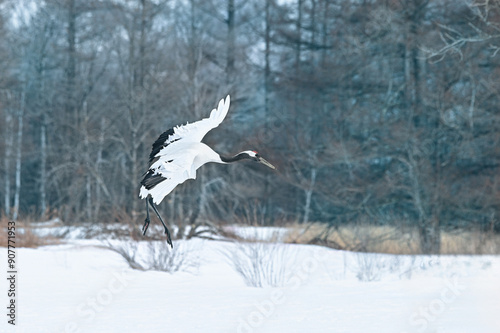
left=258, top=157, right=276, bottom=170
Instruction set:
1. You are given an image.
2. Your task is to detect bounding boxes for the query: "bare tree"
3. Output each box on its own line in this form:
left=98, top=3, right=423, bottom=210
left=0, top=0, right=498, bottom=249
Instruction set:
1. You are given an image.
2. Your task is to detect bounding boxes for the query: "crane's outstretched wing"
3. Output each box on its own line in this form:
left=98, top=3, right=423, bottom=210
left=148, top=95, right=230, bottom=165
left=141, top=95, right=230, bottom=204
left=140, top=146, right=199, bottom=204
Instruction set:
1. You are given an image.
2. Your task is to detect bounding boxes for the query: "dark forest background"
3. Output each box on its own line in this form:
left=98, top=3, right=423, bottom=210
left=1, top=0, right=499, bottom=253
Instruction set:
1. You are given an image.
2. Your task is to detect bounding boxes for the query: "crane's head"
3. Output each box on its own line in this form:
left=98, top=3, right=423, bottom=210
left=241, top=150, right=276, bottom=170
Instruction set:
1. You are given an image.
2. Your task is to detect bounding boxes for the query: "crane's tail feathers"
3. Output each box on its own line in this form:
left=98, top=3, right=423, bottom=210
left=143, top=178, right=185, bottom=205
left=139, top=185, right=149, bottom=199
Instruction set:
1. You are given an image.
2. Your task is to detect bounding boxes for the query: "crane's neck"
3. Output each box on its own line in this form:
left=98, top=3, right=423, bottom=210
left=219, top=152, right=249, bottom=164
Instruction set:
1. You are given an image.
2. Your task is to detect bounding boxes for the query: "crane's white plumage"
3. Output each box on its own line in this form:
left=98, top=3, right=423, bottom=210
left=140, top=95, right=230, bottom=204
left=139, top=95, right=275, bottom=244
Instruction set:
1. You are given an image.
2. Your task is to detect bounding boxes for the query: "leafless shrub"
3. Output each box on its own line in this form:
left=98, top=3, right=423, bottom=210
left=105, top=240, right=200, bottom=273
left=285, top=223, right=417, bottom=253
left=349, top=253, right=419, bottom=282
left=351, top=253, right=386, bottom=282
left=222, top=241, right=294, bottom=287
left=145, top=241, right=200, bottom=273
left=285, top=223, right=500, bottom=255
left=234, top=201, right=268, bottom=226
left=0, top=217, right=55, bottom=248
left=106, top=240, right=144, bottom=270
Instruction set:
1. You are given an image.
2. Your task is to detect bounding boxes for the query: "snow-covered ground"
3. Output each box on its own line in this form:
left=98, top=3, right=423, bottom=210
left=1, top=228, right=499, bottom=333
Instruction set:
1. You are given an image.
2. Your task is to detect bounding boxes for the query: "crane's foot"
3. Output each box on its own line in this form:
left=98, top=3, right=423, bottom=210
left=164, top=226, right=173, bottom=248
left=142, top=218, right=150, bottom=236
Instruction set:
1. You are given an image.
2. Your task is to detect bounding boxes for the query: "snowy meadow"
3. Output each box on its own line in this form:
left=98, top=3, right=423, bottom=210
left=2, top=1, right=500, bottom=332
left=1, top=224, right=499, bottom=333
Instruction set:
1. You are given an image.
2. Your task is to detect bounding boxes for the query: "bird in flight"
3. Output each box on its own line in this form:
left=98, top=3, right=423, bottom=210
left=139, top=95, right=276, bottom=247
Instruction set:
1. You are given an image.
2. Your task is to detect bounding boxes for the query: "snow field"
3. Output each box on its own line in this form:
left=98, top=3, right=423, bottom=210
left=1, top=235, right=499, bottom=333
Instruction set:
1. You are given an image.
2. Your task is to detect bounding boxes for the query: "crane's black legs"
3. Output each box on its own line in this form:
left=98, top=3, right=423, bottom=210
left=142, top=199, right=151, bottom=235
left=147, top=197, right=173, bottom=248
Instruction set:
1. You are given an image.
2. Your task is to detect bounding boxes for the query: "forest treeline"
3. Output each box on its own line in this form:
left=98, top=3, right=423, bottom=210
left=1, top=0, right=499, bottom=253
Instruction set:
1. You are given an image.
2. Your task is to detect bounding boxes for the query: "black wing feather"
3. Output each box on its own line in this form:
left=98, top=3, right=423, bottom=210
left=149, top=127, right=179, bottom=164
left=141, top=170, right=167, bottom=190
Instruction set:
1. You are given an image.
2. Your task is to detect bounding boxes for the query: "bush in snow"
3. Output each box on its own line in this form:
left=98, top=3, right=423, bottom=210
left=145, top=240, right=200, bottom=273
left=0, top=219, right=53, bottom=248
left=222, top=241, right=294, bottom=287
left=106, top=240, right=200, bottom=273
left=349, top=252, right=419, bottom=282
left=106, top=240, right=143, bottom=270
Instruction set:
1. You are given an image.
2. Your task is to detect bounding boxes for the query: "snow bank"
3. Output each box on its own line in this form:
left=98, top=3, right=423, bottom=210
left=1, top=237, right=499, bottom=332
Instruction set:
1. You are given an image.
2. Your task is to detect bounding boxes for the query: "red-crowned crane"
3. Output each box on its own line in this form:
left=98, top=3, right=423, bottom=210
left=139, top=95, right=276, bottom=247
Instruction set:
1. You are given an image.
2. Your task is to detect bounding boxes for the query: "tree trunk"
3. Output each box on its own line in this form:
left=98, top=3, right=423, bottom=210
left=13, top=91, right=25, bottom=220
left=226, top=0, right=235, bottom=85
left=131, top=128, right=139, bottom=215
left=303, top=168, right=317, bottom=224
left=94, top=117, right=106, bottom=219
left=4, top=111, right=12, bottom=216
left=40, top=111, right=47, bottom=219
left=264, top=0, right=271, bottom=116
left=295, top=0, right=303, bottom=72
left=66, top=0, right=77, bottom=131
left=188, top=0, right=197, bottom=110
left=320, top=0, right=329, bottom=67
left=310, top=0, right=316, bottom=62
left=403, top=0, right=438, bottom=254
left=83, top=101, right=92, bottom=221
left=263, top=0, right=272, bottom=224
left=139, top=0, right=146, bottom=89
